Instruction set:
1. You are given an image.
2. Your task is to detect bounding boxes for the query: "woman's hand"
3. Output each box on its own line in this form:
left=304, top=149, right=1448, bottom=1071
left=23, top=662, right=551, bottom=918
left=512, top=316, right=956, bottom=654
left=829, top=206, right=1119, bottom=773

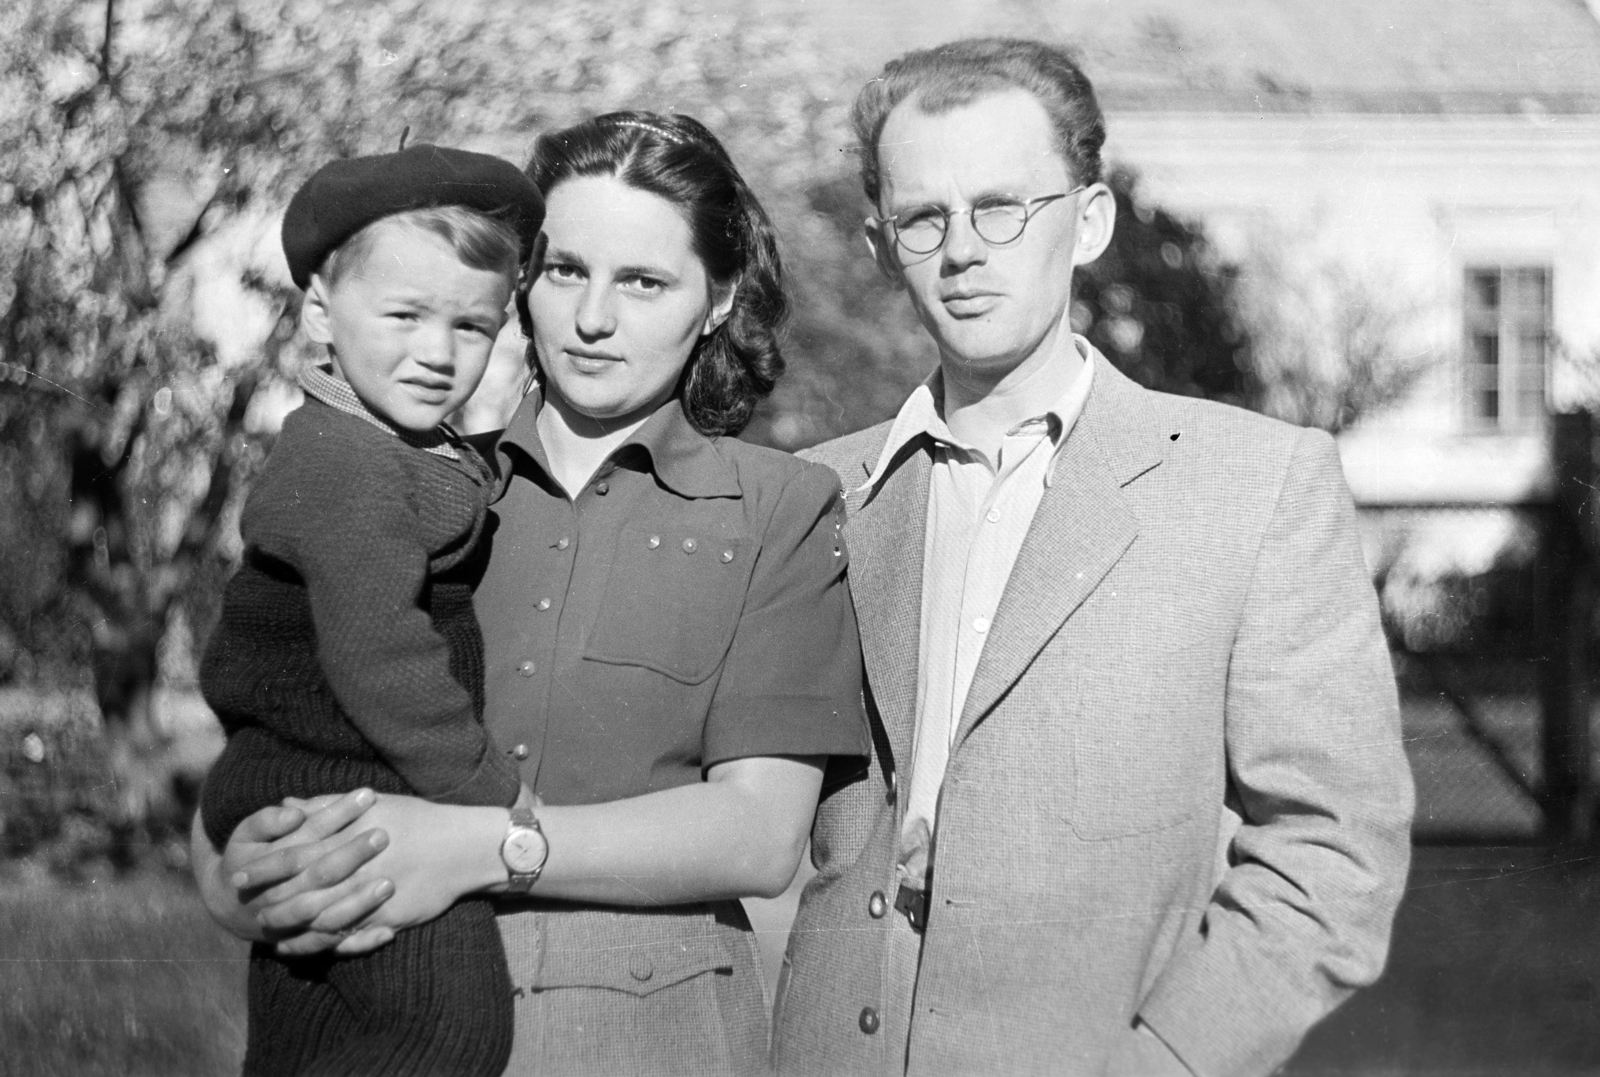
left=249, top=793, right=511, bottom=949
left=191, top=790, right=399, bottom=957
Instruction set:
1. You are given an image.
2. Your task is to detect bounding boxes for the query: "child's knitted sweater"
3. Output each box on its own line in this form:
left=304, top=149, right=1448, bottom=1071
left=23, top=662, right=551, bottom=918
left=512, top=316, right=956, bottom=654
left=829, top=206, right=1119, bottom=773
left=199, top=390, right=520, bottom=1077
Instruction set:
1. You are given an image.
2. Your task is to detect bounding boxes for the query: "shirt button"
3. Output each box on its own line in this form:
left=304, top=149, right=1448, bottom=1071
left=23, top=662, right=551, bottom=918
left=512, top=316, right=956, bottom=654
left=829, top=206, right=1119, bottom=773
left=556, top=537, right=569, bottom=550
left=859, top=1007, right=880, bottom=1035
left=986, top=508, right=1001, bottom=523
left=536, top=598, right=551, bottom=611
left=595, top=481, right=609, bottom=495
left=868, top=891, right=887, bottom=919
left=512, top=743, right=530, bottom=760
left=682, top=538, right=698, bottom=554
left=647, top=535, right=661, bottom=549
left=517, top=660, right=536, bottom=677
left=973, top=617, right=990, bottom=634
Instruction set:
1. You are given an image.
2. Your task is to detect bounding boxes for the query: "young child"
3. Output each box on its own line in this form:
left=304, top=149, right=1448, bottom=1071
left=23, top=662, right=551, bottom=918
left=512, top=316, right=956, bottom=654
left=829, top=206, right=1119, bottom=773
left=199, top=144, right=543, bottom=1077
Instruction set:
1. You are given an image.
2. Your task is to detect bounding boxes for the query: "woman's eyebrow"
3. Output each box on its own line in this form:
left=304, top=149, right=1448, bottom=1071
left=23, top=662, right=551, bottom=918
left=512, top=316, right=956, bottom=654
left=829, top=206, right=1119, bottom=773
left=613, top=262, right=678, bottom=282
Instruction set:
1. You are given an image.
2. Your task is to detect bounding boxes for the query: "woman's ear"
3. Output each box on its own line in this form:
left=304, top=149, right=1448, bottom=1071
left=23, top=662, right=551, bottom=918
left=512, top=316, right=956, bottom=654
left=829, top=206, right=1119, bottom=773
left=702, top=278, right=738, bottom=336
left=301, top=274, right=336, bottom=346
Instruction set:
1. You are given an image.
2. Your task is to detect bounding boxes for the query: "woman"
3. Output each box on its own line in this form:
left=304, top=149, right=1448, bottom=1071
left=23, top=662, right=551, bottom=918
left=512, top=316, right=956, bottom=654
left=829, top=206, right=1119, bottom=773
left=192, top=111, right=868, bottom=1075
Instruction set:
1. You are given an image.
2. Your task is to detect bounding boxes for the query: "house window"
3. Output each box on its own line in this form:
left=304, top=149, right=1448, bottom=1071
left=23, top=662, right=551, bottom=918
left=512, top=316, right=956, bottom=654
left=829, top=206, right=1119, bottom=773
left=1463, top=266, right=1550, bottom=431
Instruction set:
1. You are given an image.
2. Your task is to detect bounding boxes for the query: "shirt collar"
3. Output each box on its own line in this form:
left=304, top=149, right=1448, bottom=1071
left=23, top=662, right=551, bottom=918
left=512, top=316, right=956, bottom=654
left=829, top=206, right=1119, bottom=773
left=497, top=389, right=742, bottom=500
left=857, top=334, right=1098, bottom=495
left=298, top=364, right=462, bottom=460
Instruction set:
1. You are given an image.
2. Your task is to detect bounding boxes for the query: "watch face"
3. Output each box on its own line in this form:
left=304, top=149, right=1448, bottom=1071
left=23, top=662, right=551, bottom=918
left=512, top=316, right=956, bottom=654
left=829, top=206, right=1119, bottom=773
left=503, top=827, right=548, bottom=874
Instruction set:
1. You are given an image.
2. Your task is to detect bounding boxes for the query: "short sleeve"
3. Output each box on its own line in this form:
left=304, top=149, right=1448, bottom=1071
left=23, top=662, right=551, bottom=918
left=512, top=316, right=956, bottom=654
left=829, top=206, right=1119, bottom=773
left=703, top=462, right=870, bottom=766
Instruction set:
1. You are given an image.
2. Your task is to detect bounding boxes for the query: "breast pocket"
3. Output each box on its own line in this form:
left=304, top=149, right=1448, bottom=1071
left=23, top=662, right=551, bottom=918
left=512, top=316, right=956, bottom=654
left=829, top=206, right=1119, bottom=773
left=584, top=524, right=754, bottom=685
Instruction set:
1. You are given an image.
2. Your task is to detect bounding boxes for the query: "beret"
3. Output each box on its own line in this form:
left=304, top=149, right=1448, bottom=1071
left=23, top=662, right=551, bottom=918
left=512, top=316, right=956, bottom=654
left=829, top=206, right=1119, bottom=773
left=282, top=143, right=544, bottom=289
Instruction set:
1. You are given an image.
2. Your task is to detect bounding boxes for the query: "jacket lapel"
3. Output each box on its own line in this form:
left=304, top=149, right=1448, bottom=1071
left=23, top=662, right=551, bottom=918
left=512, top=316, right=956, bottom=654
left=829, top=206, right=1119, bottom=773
left=953, top=357, right=1165, bottom=746
left=843, top=441, right=930, bottom=777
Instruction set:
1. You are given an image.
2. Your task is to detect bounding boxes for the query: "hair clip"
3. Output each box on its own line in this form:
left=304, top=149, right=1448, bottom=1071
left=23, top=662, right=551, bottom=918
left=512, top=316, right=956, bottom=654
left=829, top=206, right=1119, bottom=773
left=604, top=117, right=685, bottom=145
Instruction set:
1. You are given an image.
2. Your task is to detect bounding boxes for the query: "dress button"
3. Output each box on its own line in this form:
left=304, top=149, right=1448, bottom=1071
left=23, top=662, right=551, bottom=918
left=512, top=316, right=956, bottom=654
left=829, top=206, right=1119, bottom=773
left=556, top=537, right=570, bottom=550
left=517, top=660, right=536, bottom=677
left=512, top=743, right=530, bottom=760
left=595, top=481, right=609, bottom=495
left=868, top=891, right=887, bottom=919
left=647, top=535, right=661, bottom=549
left=858, top=1007, right=880, bottom=1034
left=536, top=598, right=551, bottom=611
left=682, top=538, right=698, bottom=554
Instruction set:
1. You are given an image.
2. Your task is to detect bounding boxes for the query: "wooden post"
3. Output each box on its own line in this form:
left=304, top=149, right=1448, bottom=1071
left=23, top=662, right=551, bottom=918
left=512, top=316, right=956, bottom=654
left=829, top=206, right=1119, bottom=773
left=1541, top=411, right=1595, bottom=842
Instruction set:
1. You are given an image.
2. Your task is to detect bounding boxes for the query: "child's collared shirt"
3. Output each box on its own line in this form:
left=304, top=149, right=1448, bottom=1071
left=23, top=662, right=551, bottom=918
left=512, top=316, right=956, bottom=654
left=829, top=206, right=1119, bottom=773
left=299, top=363, right=465, bottom=461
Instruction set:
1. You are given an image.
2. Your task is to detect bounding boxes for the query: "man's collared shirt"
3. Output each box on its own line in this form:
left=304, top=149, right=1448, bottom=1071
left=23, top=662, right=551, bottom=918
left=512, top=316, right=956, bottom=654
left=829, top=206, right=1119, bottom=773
left=299, top=363, right=463, bottom=461
left=858, top=340, right=1096, bottom=890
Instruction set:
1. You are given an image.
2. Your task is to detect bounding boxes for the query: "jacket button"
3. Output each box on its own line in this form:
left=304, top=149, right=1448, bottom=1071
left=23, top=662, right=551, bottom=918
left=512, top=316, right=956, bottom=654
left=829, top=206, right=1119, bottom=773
left=682, top=538, right=698, bottom=554
left=628, top=953, right=654, bottom=982
left=868, top=891, right=887, bottom=919
left=595, top=481, right=609, bottom=495
left=511, top=743, right=529, bottom=760
left=517, top=660, right=536, bottom=677
left=858, top=1007, right=880, bottom=1034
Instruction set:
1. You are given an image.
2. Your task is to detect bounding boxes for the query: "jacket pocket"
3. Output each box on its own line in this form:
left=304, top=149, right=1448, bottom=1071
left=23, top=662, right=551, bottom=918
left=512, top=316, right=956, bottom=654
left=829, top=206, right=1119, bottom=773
left=584, top=524, right=753, bottom=685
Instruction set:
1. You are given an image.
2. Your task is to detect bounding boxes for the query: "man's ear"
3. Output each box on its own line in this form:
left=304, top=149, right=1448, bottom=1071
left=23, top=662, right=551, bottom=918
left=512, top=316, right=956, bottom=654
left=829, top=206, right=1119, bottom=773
left=301, top=274, right=336, bottom=346
left=1072, top=182, right=1117, bottom=268
left=702, top=278, right=738, bottom=336
left=863, top=218, right=905, bottom=290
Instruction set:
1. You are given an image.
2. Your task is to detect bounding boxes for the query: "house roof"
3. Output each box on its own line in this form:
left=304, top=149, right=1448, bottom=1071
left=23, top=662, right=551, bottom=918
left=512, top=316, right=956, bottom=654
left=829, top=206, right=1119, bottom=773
left=1048, top=0, right=1600, bottom=113
left=743, top=0, right=1600, bottom=115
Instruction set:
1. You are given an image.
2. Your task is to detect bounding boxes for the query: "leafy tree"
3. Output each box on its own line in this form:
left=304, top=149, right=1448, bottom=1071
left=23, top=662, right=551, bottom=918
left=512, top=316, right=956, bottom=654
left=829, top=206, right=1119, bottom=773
left=1075, top=167, right=1257, bottom=406
left=1231, top=219, right=1429, bottom=433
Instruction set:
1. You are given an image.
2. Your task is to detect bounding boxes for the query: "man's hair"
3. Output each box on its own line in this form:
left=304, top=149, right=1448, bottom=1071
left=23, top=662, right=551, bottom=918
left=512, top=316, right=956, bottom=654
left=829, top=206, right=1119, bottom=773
left=852, top=37, right=1106, bottom=206
left=322, top=205, right=522, bottom=287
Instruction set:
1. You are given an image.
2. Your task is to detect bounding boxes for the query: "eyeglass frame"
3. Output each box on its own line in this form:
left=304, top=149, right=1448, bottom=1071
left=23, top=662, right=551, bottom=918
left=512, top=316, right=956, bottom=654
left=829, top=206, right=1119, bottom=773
left=869, top=185, right=1089, bottom=257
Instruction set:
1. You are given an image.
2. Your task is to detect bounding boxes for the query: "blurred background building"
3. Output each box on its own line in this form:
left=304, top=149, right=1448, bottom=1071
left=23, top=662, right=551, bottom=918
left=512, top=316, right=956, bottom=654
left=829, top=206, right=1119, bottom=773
left=4, top=1, right=1600, bottom=1072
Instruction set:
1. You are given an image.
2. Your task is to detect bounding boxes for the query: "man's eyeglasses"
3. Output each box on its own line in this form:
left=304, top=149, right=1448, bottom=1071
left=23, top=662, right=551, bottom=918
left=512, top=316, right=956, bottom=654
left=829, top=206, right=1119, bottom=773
left=871, top=186, right=1087, bottom=256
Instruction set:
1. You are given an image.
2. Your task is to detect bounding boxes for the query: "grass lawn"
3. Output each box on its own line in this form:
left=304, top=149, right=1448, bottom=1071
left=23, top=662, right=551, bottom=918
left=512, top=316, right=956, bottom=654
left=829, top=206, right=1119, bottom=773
left=0, top=870, right=247, bottom=1077
left=4, top=845, right=1599, bottom=1074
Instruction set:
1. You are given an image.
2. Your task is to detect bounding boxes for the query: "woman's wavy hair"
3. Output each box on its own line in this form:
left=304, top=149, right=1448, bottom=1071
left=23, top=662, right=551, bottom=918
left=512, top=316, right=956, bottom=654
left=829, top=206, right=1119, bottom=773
left=521, top=111, right=787, bottom=438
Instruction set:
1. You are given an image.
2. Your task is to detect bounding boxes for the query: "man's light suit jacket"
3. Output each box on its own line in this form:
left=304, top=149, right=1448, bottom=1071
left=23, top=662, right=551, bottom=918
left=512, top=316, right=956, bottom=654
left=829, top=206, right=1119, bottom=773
left=775, top=355, right=1415, bottom=1077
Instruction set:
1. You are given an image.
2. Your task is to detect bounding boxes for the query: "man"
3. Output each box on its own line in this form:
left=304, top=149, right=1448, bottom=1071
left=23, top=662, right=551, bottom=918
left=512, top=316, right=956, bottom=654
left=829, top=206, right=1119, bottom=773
left=773, top=38, right=1414, bottom=1077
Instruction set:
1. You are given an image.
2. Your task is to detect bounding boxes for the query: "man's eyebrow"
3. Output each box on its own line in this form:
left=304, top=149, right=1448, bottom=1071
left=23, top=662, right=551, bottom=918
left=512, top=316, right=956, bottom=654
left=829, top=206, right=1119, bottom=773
left=889, top=186, right=1018, bottom=211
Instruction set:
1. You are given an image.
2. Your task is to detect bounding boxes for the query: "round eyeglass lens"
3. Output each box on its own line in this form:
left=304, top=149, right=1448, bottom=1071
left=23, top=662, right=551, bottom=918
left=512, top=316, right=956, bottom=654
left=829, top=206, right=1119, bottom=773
left=896, top=215, right=946, bottom=254
left=971, top=202, right=1030, bottom=244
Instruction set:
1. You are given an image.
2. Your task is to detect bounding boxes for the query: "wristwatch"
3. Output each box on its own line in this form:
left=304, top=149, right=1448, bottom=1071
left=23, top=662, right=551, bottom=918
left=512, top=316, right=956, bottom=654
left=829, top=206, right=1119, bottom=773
left=500, top=802, right=548, bottom=894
